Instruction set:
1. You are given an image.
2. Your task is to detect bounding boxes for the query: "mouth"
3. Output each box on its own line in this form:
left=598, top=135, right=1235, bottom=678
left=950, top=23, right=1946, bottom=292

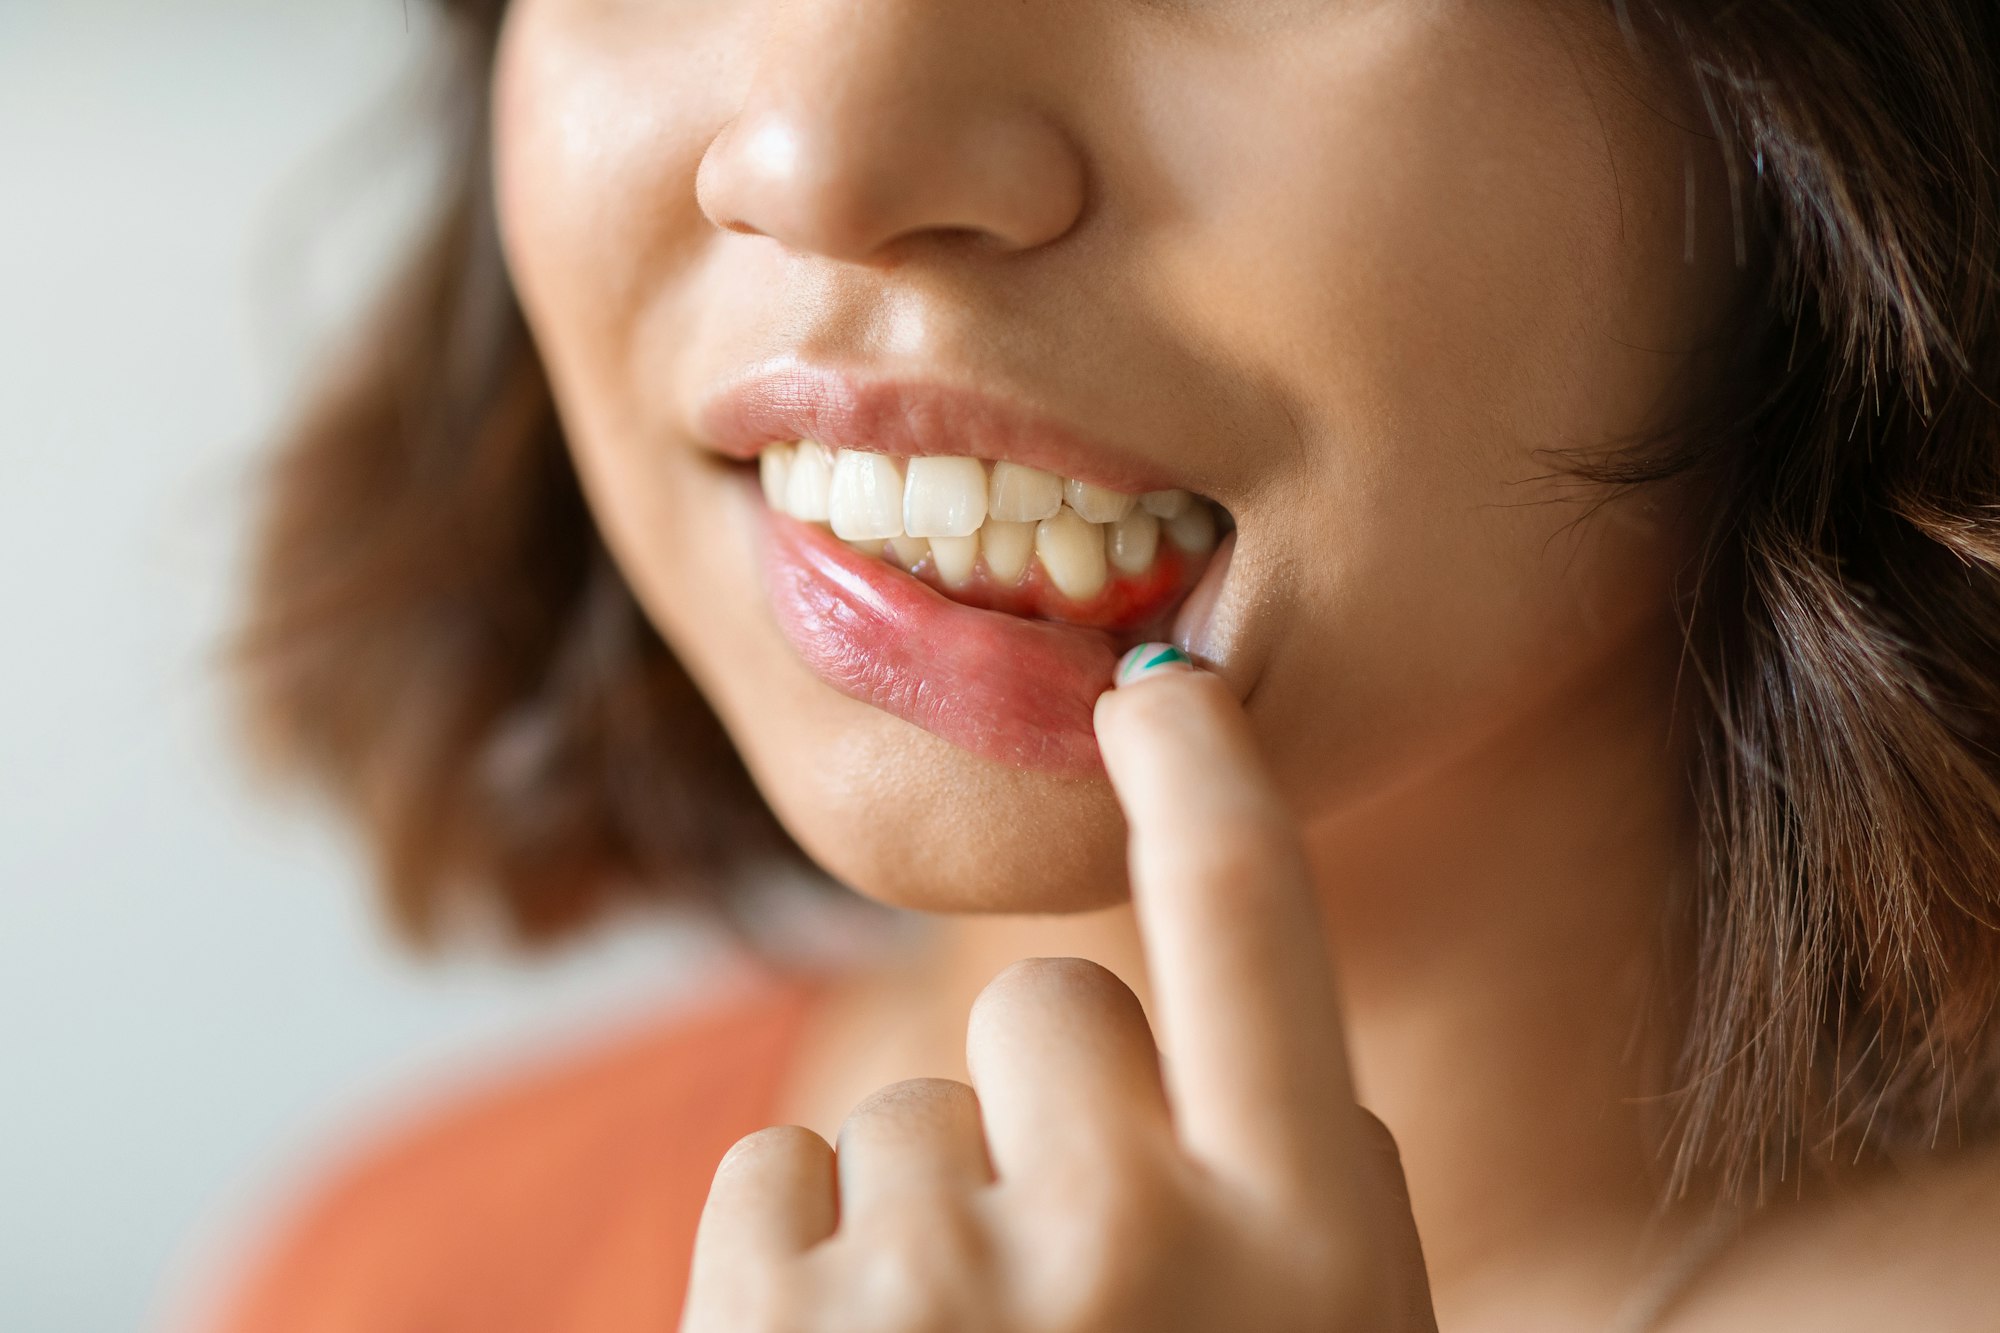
left=699, top=361, right=1236, bottom=776
left=756, top=440, right=1227, bottom=630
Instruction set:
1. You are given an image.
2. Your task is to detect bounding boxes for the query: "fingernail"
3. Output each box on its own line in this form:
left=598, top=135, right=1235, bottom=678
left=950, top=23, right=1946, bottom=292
left=1115, top=642, right=1198, bottom=688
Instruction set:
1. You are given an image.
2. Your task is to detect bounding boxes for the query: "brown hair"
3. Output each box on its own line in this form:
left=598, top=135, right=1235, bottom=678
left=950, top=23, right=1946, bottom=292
left=230, top=0, right=2000, bottom=1201
left=230, top=0, right=797, bottom=946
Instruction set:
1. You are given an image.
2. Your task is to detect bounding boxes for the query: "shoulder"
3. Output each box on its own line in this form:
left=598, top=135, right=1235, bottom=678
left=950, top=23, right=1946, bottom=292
left=200, top=964, right=828, bottom=1333
left=1674, top=1140, right=2000, bottom=1331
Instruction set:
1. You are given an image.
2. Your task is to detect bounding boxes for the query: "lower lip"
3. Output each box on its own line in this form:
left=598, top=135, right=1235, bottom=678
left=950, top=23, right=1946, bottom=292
left=747, top=477, right=1132, bottom=776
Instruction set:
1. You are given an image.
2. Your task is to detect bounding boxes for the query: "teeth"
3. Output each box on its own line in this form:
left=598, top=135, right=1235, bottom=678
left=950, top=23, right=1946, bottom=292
left=755, top=443, right=1222, bottom=593
left=1165, top=502, right=1216, bottom=555
left=1035, top=505, right=1109, bottom=601
left=929, top=534, right=979, bottom=589
left=760, top=441, right=795, bottom=508
left=903, top=456, right=989, bottom=538
left=828, top=449, right=906, bottom=540
left=1106, top=510, right=1160, bottom=574
left=783, top=440, right=834, bottom=521
left=980, top=520, right=1035, bottom=584
left=1063, top=478, right=1135, bottom=524
left=987, top=462, right=1064, bottom=523
left=887, top=534, right=931, bottom=571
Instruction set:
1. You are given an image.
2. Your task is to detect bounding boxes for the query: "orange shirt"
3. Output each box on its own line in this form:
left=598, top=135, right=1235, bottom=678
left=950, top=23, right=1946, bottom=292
left=206, top=964, right=828, bottom=1333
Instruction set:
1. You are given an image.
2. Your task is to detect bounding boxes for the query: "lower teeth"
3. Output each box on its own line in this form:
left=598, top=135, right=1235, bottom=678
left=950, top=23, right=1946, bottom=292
left=826, top=502, right=1216, bottom=603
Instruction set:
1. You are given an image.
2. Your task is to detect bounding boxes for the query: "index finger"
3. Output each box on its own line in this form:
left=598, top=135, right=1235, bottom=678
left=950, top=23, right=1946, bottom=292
left=1092, top=647, right=1357, bottom=1203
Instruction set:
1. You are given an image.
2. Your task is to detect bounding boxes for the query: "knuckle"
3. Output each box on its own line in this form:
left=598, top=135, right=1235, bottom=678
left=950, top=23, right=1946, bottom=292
left=837, top=1207, right=994, bottom=1333
left=975, top=955, right=1133, bottom=1018
left=1040, top=1198, right=1196, bottom=1330
left=848, top=1076, right=977, bottom=1121
left=837, top=1077, right=980, bottom=1151
left=1028, top=1161, right=1192, bottom=1280
left=891, top=1200, right=989, bottom=1273
left=718, top=1123, right=825, bottom=1176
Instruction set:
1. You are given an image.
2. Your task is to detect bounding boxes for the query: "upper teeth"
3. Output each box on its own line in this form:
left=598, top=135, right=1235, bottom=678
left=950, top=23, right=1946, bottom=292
left=988, top=461, right=1063, bottom=522
left=901, top=455, right=990, bottom=537
left=758, top=441, right=1215, bottom=599
left=829, top=449, right=905, bottom=539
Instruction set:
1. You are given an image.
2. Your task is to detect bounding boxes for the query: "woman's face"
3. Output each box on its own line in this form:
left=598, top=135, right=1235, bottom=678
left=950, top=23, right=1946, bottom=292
left=492, top=0, right=1738, bottom=912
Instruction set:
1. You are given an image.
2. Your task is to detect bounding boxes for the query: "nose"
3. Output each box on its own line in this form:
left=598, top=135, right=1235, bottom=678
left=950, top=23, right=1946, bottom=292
left=695, top=1, right=1087, bottom=264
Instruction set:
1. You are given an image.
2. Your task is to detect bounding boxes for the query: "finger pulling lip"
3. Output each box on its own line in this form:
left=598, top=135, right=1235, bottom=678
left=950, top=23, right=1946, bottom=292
left=755, top=482, right=1123, bottom=776
left=709, top=360, right=1238, bottom=773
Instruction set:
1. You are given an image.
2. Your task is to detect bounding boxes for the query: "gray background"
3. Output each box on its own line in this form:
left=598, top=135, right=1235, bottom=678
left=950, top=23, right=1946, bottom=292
left=0, top=6, right=740, bottom=1329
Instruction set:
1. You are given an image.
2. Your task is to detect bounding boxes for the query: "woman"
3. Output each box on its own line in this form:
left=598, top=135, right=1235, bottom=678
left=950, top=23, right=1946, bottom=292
left=212, top=0, right=2000, bottom=1328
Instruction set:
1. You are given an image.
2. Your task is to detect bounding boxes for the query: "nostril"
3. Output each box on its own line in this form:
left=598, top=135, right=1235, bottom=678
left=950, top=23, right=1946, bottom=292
left=692, top=55, right=1088, bottom=265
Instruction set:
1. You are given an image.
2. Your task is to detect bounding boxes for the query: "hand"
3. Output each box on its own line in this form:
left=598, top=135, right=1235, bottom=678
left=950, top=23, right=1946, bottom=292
left=679, top=653, right=1437, bottom=1333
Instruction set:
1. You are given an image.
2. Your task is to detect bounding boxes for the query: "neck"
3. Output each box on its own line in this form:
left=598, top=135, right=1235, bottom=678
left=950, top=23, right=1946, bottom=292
left=1300, top=641, right=1701, bottom=1320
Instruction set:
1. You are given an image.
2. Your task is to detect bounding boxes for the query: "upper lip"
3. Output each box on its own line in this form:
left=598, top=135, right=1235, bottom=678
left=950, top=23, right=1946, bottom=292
left=694, top=355, right=1195, bottom=496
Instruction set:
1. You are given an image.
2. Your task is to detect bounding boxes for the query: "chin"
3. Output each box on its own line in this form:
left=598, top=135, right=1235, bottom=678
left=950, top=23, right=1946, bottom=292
left=741, top=704, right=1136, bottom=915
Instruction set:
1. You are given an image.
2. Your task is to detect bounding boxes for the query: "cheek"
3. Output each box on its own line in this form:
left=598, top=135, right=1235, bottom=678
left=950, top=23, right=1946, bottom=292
left=492, top=0, right=740, bottom=448
left=491, top=2, right=749, bottom=666
left=486, top=0, right=1727, bottom=904
left=1128, top=4, right=1722, bottom=809
left=490, top=5, right=1139, bottom=910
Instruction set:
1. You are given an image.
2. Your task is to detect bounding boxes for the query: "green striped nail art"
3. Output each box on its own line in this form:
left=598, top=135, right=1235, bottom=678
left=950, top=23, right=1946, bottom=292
left=1115, top=642, right=1195, bottom=687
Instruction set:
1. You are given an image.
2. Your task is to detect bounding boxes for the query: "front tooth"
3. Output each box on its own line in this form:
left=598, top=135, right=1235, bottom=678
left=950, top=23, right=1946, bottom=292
left=903, top=456, right=989, bottom=537
left=759, top=442, right=795, bottom=508
left=828, top=449, right=905, bottom=540
left=1165, top=502, right=1217, bottom=554
left=1035, top=505, right=1109, bottom=601
left=1063, top=478, right=1135, bottom=524
left=1140, top=488, right=1191, bottom=518
left=887, top=534, right=930, bottom=571
left=987, top=462, right=1064, bottom=522
left=929, top=534, right=979, bottom=589
left=1107, top=510, right=1160, bottom=574
left=783, top=440, right=834, bottom=521
left=843, top=537, right=886, bottom=558
left=980, top=520, right=1035, bottom=584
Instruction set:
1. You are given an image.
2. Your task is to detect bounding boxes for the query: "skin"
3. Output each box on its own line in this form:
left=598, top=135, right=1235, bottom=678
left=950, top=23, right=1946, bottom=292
left=489, top=0, right=2000, bottom=1327
left=684, top=668, right=1437, bottom=1331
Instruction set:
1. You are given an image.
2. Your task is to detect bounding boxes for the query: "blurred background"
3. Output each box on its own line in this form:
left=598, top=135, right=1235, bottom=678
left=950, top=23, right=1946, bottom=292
left=0, top=6, right=735, bottom=1329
